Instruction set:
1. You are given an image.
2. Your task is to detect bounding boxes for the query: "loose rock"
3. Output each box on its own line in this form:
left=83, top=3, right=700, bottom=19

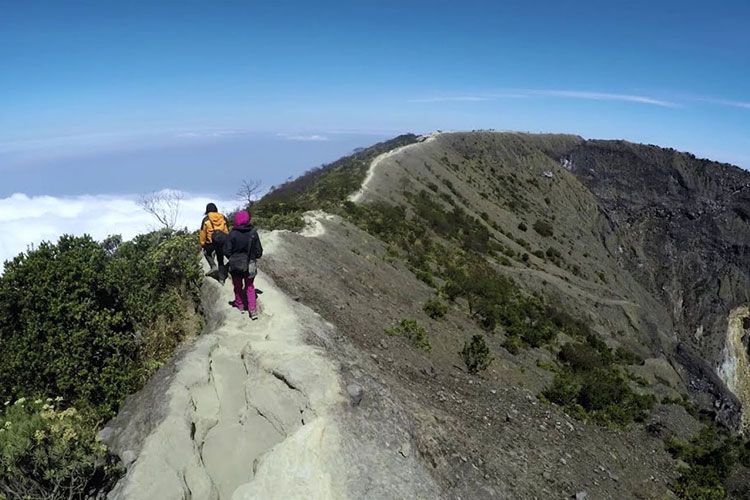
left=347, top=383, right=364, bottom=406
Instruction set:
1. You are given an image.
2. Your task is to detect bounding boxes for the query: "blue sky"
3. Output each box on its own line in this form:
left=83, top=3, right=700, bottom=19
left=1, top=0, right=749, bottom=199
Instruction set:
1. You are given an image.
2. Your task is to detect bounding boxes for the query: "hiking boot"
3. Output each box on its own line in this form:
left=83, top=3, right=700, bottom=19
left=249, top=310, right=259, bottom=321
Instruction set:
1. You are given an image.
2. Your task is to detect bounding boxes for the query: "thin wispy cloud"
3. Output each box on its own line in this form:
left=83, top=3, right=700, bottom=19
left=529, top=89, right=677, bottom=107
left=174, top=129, right=243, bottom=139
left=276, top=133, right=330, bottom=142
left=408, top=96, right=496, bottom=103
left=693, top=97, right=750, bottom=110
left=409, top=89, right=677, bottom=108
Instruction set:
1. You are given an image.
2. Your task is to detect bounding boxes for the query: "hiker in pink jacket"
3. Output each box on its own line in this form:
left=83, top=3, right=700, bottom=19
left=224, top=210, right=263, bottom=320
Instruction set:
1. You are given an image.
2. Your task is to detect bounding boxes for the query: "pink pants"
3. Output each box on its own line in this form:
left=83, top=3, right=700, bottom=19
left=232, top=275, right=256, bottom=312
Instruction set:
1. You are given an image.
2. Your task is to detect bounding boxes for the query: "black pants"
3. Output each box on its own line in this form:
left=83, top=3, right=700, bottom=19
left=204, top=242, right=226, bottom=281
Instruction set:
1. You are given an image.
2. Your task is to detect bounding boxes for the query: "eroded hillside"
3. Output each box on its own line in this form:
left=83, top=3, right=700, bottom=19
left=248, top=131, right=750, bottom=498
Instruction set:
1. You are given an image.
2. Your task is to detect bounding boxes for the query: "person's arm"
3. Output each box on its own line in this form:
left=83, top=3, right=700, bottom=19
left=199, top=219, right=208, bottom=247
left=253, top=232, right=263, bottom=259
left=224, top=231, right=234, bottom=256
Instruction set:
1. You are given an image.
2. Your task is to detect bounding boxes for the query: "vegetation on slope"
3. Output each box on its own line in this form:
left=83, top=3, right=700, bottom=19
left=0, top=230, right=202, bottom=498
left=248, top=131, right=750, bottom=495
left=250, top=134, right=419, bottom=230
left=665, top=424, right=750, bottom=500
left=541, top=336, right=655, bottom=427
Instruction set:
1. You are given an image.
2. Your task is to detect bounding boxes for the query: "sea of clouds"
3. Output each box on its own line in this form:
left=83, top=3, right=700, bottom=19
left=0, top=192, right=238, bottom=270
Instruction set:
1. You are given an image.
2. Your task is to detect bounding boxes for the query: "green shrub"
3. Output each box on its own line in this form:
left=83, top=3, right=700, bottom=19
left=0, top=232, right=202, bottom=420
left=518, top=222, right=528, bottom=232
left=0, top=398, right=119, bottom=500
left=533, top=219, right=554, bottom=237
left=543, top=336, right=657, bottom=427
left=460, top=335, right=494, bottom=374
left=662, top=395, right=700, bottom=418
left=423, top=298, right=447, bottom=320
left=533, top=249, right=545, bottom=259
left=0, top=236, right=141, bottom=417
left=543, top=372, right=580, bottom=406
left=385, top=318, right=431, bottom=352
left=255, top=213, right=306, bottom=231
left=546, top=247, right=562, bottom=260
left=666, top=426, right=747, bottom=500
left=502, top=336, right=522, bottom=355
left=544, top=368, right=655, bottom=427
left=614, top=346, right=645, bottom=365
left=558, top=342, right=606, bottom=372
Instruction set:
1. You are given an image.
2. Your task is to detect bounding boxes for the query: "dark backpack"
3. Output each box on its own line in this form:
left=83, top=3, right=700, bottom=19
left=212, top=229, right=227, bottom=247
left=228, top=231, right=256, bottom=276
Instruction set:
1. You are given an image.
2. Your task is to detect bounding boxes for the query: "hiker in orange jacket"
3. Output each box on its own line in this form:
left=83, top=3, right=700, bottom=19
left=199, top=203, right=229, bottom=281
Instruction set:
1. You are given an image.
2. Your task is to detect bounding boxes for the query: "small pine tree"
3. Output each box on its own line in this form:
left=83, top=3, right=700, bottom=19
left=461, top=335, right=494, bottom=374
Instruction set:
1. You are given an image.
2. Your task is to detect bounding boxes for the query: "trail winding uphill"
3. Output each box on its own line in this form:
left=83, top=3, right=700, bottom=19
left=101, top=222, right=444, bottom=500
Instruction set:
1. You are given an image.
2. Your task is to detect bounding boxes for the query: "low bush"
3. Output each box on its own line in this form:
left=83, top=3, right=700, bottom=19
left=518, top=222, right=528, bottom=232
left=423, top=298, right=447, bottom=320
left=666, top=425, right=750, bottom=500
left=0, top=397, right=119, bottom=500
left=614, top=346, right=645, bottom=365
left=543, top=337, right=657, bottom=427
left=533, top=219, right=554, bottom=237
left=546, top=246, right=562, bottom=260
left=543, top=369, right=655, bottom=427
left=662, top=394, right=700, bottom=418
left=385, top=318, right=431, bottom=352
left=460, top=335, right=494, bottom=374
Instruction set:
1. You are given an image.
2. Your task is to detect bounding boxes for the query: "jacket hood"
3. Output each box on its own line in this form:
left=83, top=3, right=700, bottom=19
left=207, top=212, right=225, bottom=225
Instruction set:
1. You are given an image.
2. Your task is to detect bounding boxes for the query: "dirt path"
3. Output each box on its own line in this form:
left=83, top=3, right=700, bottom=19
left=105, top=231, right=347, bottom=500
left=348, top=134, right=437, bottom=203
left=104, top=224, right=444, bottom=500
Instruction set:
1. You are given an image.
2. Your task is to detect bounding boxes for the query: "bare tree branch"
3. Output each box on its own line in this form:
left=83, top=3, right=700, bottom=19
left=137, top=190, right=184, bottom=230
left=236, top=179, right=263, bottom=208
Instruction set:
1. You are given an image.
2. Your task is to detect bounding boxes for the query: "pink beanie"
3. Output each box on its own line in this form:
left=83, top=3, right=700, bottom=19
left=234, top=210, right=250, bottom=226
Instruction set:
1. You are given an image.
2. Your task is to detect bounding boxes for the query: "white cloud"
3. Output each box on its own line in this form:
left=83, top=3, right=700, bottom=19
left=276, top=133, right=330, bottom=141
left=0, top=192, right=238, bottom=270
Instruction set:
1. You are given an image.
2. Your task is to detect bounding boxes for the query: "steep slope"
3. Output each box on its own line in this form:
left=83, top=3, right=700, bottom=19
left=247, top=130, right=750, bottom=498
left=352, top=131, right=747, bottom=426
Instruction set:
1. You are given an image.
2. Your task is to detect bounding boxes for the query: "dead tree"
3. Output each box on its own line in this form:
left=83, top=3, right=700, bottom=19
left=138, top=190, right=184, bottom=230
left=236, top=179, right=263, bottom=208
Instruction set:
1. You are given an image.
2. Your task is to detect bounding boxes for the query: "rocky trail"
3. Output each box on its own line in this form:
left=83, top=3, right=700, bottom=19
left=101, top=224, right=443, bottom=500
